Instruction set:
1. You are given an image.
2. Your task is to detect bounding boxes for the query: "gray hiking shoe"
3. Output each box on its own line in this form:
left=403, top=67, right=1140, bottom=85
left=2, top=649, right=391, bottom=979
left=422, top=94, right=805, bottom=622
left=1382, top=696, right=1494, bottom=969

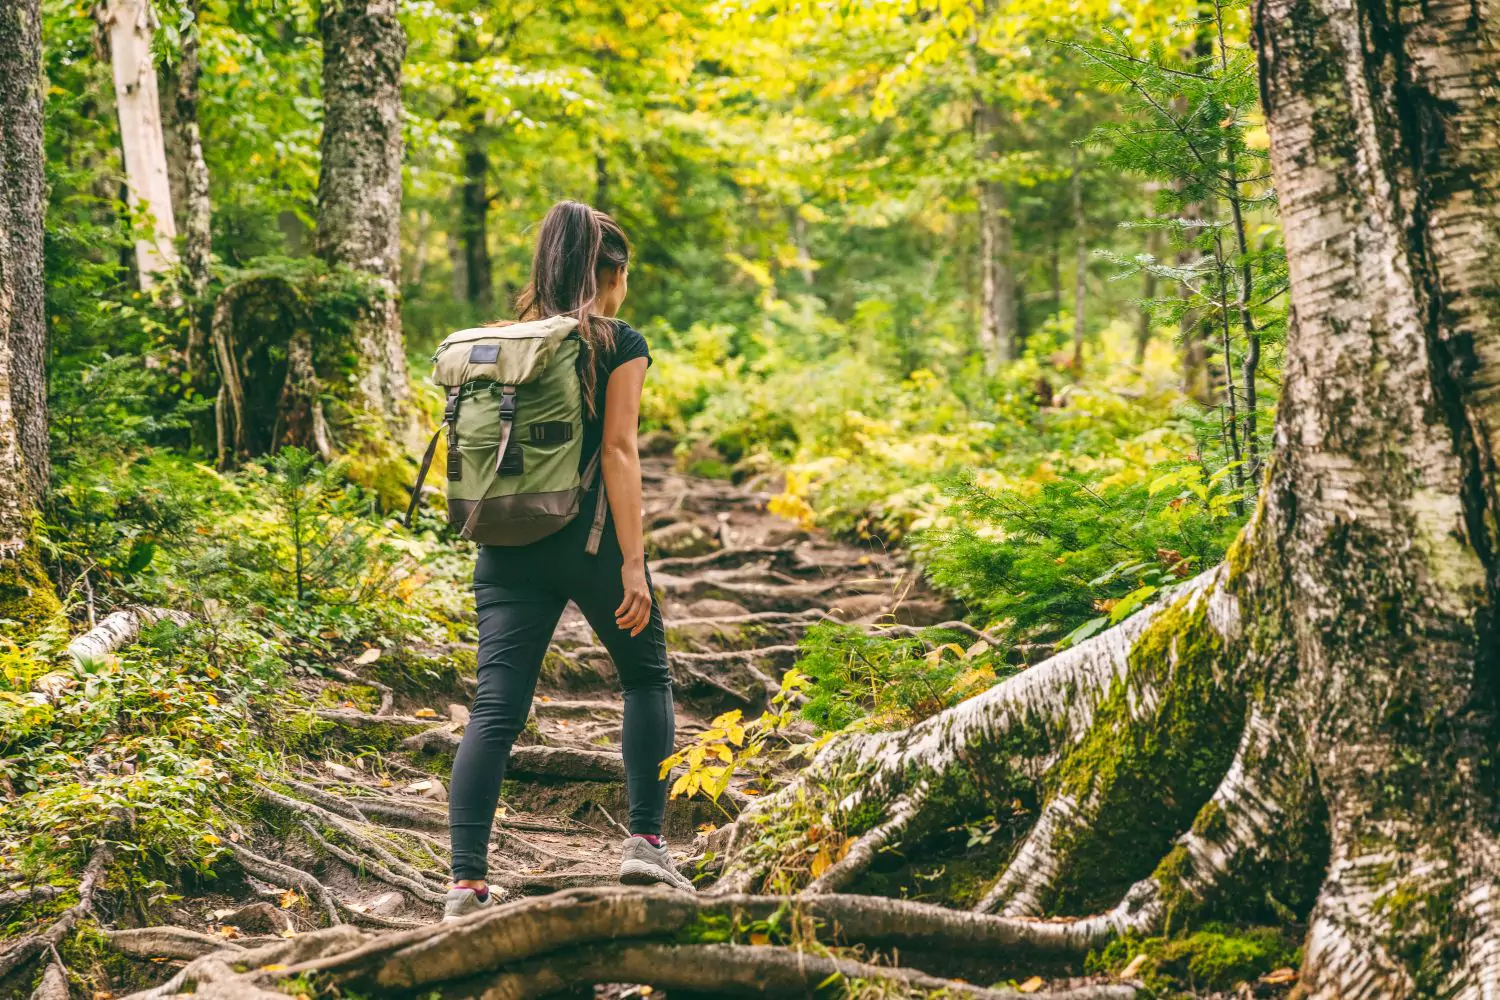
left=442, top=886, right=496, bottom=922
left=619, top=837, right=696, bottom=892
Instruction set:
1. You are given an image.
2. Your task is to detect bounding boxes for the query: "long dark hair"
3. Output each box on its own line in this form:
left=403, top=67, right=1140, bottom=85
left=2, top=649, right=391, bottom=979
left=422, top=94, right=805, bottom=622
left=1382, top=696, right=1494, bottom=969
left=512, top=200, right=631, bottom=417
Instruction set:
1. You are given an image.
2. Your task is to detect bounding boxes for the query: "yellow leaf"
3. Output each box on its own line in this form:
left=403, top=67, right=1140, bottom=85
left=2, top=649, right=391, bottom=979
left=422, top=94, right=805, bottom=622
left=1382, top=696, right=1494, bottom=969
left=279, top=929, right=297, bottom=939
left=670, top=772, right=692, bottom=798
left=1018, top=977, right=1044, bottom=993
left=809, top=845, right=833, bottom=879
left=201, top=833, right=220, bottom=846
left=748, top=932, right=771, bottom=946
left=280, top=888, right=300, bottom=909
left=414, top=708, right=439, bottom=719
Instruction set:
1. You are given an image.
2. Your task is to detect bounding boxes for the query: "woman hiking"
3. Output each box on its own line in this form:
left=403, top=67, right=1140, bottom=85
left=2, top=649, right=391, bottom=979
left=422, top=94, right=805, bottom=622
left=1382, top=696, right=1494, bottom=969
left=442, top=201, right=693, bottom=921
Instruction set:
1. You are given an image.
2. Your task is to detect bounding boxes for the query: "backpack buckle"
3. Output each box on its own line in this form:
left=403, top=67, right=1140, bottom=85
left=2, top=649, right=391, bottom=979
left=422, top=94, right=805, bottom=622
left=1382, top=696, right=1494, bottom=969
left=498, top=385, right=516, bottom=421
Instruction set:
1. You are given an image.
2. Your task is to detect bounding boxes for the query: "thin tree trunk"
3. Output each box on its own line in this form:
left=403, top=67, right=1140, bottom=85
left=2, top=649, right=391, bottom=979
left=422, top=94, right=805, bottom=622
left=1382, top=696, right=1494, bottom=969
left=0, top=0, right=57, bottom=621
left=1071, top=145, right=1087, bottom=369
left=316, top=0, right=410, bottom=441
left=974, top=101, right=1017, bottom=372
left=175, top=0, right=213, bottom=405
left=104, top=0, right=179, bottom=289
left=174, top=0, right=211, bottom=300
left=456, top=27, right=491, bottom=312
left=1212, top=0, right=1261, bottom=486
left=1136, top=221, right=1163, bottom=366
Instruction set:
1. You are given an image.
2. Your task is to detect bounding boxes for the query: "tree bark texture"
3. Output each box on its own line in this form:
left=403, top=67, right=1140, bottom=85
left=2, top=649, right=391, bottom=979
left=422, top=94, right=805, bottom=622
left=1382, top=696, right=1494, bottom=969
left=316, top=0, right=411, bottom=436
left=0, top=0, right=56, bottom=624
left=174, top=0, right=212, bottom=301
left=105, top=0, right=180, bottom=289
left=975, top=101, right=1017, bottom=372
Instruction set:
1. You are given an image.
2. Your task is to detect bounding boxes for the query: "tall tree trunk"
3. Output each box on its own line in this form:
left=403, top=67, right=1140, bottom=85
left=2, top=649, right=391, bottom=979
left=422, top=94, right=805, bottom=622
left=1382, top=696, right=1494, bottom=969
left=456, top=27, right=491, bottom=312
left=0, top=0, right=58, bottom=623
left=174, top=0, right=211, bottom=301
left=316, top=0, right=410, bottom=442
left=594, top=149, right=610, bottom=214
left=1070, top=145, right=1086, bottom=369
left=104, top=0, right=179, bottom=289
left=175, top=0, right=214, bottom=408
left=974, top=101, right=1017, bottom=373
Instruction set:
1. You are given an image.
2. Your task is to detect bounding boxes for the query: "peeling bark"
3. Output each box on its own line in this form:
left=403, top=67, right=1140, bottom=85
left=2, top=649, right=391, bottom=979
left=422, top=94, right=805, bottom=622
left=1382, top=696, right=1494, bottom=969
left=104, top=0, right=179, bottom=288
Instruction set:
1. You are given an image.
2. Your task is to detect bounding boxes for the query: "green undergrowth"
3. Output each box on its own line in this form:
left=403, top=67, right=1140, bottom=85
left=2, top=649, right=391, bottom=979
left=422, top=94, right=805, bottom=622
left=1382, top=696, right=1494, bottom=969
left=1087, top=925, right=1300, bottom=996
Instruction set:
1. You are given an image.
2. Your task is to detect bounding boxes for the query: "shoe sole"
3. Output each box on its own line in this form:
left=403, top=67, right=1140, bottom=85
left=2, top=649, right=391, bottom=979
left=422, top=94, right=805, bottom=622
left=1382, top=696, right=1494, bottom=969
left=620, top=857, right=694, bottom=892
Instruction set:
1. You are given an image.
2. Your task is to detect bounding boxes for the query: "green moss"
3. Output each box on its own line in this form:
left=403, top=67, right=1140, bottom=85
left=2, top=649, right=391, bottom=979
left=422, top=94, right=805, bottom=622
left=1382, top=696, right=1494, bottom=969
left=316, top=683, right=381, bottom=714
left=343, top=447, right=415, bottom=514
left=0, top=541, right=62, bottom=637
left=1088, top=925, right=1299, bottom=994
left=1048, top=594, right=1246, bottom=913
left=367, top=645, right=472, bottom=701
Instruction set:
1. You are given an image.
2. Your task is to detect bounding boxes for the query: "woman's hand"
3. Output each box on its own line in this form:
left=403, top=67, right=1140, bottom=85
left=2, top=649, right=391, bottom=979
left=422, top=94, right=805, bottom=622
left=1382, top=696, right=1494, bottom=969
left=616, top=558, right=652, bottom=636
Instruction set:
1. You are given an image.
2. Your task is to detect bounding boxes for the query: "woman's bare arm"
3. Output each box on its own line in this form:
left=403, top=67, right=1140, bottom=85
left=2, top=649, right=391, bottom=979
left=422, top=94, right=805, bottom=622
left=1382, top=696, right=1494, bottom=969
left=600, top=357, right=651, bottom=635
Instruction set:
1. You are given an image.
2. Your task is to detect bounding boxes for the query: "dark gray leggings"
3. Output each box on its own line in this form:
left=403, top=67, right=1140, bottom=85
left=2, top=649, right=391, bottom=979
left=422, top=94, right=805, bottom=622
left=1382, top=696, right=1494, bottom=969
left=448, top=500, right=674, bottom=881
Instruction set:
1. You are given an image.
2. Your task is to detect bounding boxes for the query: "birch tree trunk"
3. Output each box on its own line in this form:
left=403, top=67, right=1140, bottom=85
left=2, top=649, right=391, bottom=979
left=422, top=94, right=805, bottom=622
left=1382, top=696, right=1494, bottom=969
left=105, top=0, right=179, bottom=289
left=316, top=0, right=411, bottom=442
left=974, top=101, right=1017, bottom=373
left=174, top=0, right=211, bottom=301
left=0, top=0, right=58, bottom=623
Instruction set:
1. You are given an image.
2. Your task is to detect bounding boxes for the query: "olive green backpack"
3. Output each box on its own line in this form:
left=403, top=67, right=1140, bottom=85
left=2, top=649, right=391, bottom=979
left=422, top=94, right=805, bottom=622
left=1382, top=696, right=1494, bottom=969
left=405, top=315, right=607, bottom=552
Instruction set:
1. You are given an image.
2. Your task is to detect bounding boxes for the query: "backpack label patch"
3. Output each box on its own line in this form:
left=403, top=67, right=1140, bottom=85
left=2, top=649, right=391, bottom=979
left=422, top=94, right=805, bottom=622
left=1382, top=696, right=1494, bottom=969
left=468, top=344, right=500, bottom=364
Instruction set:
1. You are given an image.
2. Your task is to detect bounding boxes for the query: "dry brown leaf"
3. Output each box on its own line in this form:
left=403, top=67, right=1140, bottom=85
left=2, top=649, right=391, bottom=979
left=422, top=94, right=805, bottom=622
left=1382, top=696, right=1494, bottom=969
left=1261, top=968, right=1298, bottom=985
left=353, top=647, right=381, bottom=665
left=748, top=932, right=771, bottom=946
left=1017, top=977, right=1045, bottom=994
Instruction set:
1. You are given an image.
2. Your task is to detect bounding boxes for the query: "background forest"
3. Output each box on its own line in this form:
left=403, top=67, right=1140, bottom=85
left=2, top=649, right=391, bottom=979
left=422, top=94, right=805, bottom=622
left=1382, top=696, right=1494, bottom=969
left=5, top=0, right=1299, bottom=995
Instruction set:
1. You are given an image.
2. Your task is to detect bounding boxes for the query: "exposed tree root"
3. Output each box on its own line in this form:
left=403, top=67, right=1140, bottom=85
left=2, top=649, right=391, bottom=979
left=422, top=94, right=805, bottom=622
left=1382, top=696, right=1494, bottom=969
left=973, top=789, right=1099, bottom=916
left=121, top=925, right=368, bottom=1000
left=105, top=927, right=249, bottom=961
left=121, top=886, right=1147, bottom=999
left=29, top=950, right=68, bottom=1000
left=0, top=885, right=61, bottom=912
left=67, top=606, right=195, bottom=664
left=0, top=843, right=112, bottom=980
left=712, top=570, right=1235, bottom=896
left=297, top=822, right=447, bottom=904
left=455, top=940, right=1122, bottom=1000
left=803, top=781, right=931, bottom=895
left=230, top=844, right=342, bottom=925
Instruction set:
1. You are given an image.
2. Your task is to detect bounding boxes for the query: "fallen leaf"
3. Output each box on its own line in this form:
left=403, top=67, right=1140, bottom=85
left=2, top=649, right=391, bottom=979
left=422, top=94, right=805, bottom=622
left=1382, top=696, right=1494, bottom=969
left=414, top=708, right=440, bottom=719
left=353, top=647, right=381, bottom=665
left=280, top=888, right=301, bottom=909
left=1261, top=968, right=1298, bottom=985
left=218, top=925, right=240, bottom=939
left=1018, top=977, right=1044, bottom=994
left=1119, top=953, right=1148, bottom=979
left=279, top=929, right=297, bottom=939
left=697, top=823, right=717, bottom=834
left=748, top=931, right=771, bottom=946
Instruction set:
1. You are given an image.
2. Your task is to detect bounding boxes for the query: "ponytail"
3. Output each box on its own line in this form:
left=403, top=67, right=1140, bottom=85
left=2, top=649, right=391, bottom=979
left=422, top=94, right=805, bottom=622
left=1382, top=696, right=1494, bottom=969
left=512, top=201, right=631, bottom=416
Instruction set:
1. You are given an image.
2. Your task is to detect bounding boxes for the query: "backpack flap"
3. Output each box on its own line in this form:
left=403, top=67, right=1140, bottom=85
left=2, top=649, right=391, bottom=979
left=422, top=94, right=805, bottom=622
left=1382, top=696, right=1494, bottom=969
left=431, top=315, right=580, bottom=389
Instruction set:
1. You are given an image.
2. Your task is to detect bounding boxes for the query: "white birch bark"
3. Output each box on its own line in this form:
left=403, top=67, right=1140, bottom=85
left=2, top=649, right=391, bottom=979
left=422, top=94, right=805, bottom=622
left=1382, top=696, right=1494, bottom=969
left=105, top=0, right=179, bottom=289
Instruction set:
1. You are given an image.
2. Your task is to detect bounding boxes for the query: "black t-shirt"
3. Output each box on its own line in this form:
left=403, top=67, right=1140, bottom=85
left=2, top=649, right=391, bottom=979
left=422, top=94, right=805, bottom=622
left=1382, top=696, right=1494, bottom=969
left=579, top=318, right=651, bottom=477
